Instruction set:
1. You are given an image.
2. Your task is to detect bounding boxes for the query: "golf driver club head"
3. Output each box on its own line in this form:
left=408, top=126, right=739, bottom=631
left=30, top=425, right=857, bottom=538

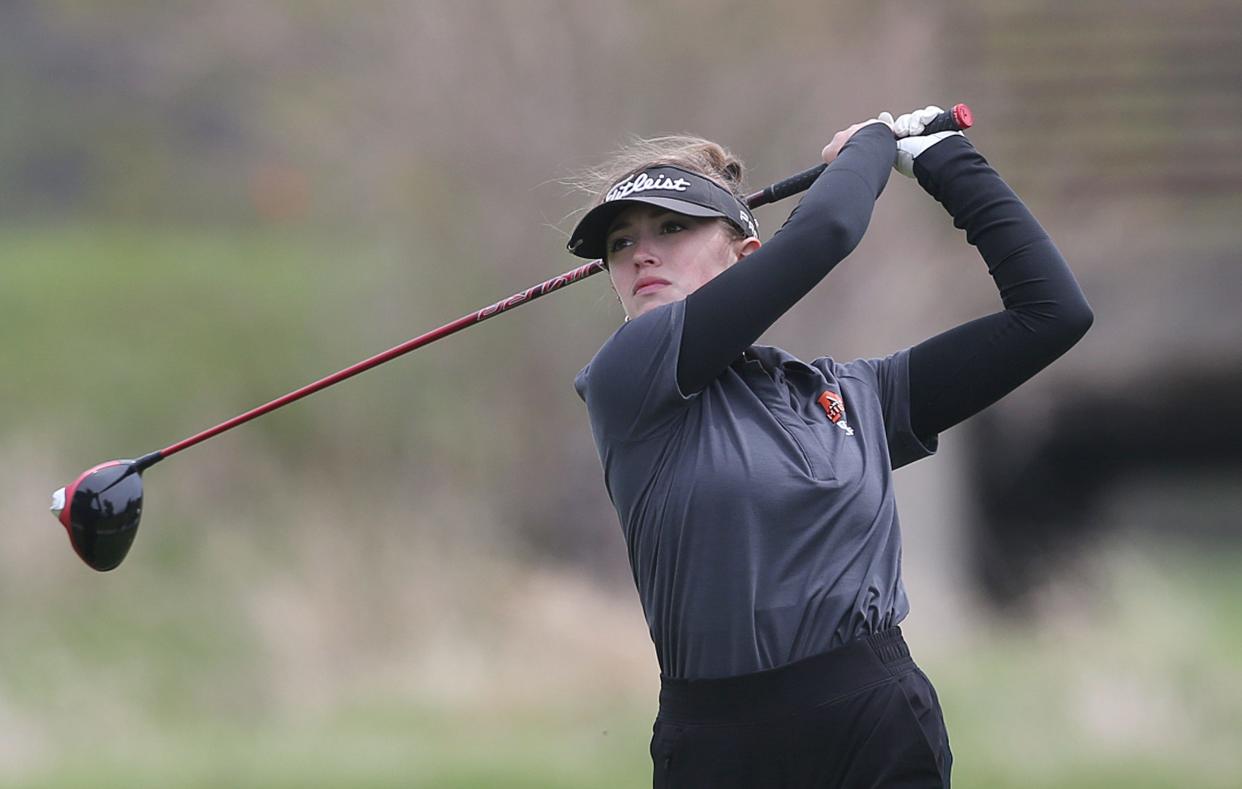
left=51, top=460, right=144, bottom=571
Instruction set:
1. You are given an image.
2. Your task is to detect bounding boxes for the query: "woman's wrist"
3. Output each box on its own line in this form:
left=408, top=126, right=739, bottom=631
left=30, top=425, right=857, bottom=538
left=830, top=123, right=897, bottom=196
left=909, top=134, right=980, bottom=198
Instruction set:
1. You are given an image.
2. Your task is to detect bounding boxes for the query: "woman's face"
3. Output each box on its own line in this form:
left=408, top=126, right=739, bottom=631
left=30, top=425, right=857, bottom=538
left=605, top=205, right=759, bottom=320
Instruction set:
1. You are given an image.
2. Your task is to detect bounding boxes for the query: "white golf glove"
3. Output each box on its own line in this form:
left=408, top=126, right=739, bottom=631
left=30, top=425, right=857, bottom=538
left=892, top=105, right=963, bottom=178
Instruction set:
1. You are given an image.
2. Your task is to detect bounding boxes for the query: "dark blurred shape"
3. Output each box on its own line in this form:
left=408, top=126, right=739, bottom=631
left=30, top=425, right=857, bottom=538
left=965, top=365, right=1242, bottom=607
left=941, top=0, right=1242, bottom=609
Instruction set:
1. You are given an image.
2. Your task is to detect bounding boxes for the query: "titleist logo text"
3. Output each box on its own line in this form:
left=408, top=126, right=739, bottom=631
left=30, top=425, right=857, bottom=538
left=606, top=172, right=691, bottom=202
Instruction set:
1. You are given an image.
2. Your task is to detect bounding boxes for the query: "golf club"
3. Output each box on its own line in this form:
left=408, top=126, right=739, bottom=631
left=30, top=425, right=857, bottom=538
left=50, top=104, right=973, bottom=571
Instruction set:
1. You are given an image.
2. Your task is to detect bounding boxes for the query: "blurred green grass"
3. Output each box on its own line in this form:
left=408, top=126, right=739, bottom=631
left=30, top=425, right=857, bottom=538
left=3, top=541, right=1237, bottom=788
left=5, top=703, right=655, bottom=789
left=3, top=226, right=1240, bottom=787
left=0, top=221, right=601, bottom=483
left=1, top=223, right=394, bottom=455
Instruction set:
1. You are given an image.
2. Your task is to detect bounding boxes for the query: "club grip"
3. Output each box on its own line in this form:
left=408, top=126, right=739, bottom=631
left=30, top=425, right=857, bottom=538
left=922, top=103, right=973, bottom=135
left=745, top=103, right=973, bottom=209
left=747, top=166, right=824, bottom=209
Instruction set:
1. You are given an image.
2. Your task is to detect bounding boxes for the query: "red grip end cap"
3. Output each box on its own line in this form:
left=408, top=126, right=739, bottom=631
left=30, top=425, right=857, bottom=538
left=952, top=103, right=973, bottom=130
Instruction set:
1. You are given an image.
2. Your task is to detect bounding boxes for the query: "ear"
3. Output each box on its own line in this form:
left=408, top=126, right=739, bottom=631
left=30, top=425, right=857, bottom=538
left=735, top=236, right=762, bottom=261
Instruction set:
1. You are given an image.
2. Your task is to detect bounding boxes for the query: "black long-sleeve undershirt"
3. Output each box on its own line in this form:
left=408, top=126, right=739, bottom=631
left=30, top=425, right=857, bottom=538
left=904, top=138, right=1093, bottom=440
left=675, top=125, right=1093, bottom=443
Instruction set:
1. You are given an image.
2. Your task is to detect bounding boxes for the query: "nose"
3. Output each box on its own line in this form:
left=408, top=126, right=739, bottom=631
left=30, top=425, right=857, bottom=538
left=631, top=238, right=660, bottom=267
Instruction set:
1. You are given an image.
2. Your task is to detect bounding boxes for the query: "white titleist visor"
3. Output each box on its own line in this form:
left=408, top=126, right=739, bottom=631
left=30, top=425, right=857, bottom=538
left=568, top=165, right=757, bottom=260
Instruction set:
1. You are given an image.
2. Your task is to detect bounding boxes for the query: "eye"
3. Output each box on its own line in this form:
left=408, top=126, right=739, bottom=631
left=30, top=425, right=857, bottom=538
left=660, top=220, right=686, bottom=234
left=608, top=235, right=633, bottom=254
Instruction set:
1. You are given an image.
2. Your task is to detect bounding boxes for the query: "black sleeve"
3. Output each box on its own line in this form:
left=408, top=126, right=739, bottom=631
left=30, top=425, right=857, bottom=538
left=904, top=136, right=1094, bottom=441
left=676, top=123, right=896, bottom=394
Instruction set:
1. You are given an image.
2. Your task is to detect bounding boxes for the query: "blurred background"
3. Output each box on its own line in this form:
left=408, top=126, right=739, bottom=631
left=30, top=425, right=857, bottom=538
left=2, top=0, right=1240, bottom=786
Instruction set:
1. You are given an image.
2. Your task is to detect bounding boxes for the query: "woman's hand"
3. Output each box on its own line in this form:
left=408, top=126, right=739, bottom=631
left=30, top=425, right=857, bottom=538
left=821, top=112, right=894, bottom=165
left=891, top=105, right=964, bottom=178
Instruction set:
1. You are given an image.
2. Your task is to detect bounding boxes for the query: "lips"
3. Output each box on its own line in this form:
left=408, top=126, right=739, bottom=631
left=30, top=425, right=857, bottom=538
left=633, top=276, right=671, bottom=296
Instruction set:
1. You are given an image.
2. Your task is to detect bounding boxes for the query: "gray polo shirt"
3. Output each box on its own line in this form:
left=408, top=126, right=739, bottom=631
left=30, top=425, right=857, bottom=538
left=575, top=299, right=937, bottom=679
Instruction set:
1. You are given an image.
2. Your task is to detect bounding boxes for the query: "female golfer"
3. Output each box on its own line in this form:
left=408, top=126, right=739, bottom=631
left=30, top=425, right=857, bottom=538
left=569, top=106, right=1092, bottom=787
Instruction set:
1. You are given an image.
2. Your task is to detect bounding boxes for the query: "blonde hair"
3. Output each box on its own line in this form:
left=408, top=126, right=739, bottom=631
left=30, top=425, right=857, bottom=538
left=572, top=134, right=749, bottom=212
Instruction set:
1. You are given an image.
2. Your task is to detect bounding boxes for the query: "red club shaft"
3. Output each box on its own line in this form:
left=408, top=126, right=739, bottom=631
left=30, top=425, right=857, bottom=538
left=141, top=102, right=974, bottom=471
left=151, top=260, right=605, bottom=463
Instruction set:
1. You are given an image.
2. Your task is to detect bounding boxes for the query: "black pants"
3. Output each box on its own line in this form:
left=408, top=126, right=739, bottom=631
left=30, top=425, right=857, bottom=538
left=651, top=628, right=952, bottom=788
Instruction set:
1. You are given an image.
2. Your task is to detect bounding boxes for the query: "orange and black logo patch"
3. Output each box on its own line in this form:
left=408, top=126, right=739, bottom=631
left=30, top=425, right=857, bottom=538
left=818, top=391, right=845, bottom=424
